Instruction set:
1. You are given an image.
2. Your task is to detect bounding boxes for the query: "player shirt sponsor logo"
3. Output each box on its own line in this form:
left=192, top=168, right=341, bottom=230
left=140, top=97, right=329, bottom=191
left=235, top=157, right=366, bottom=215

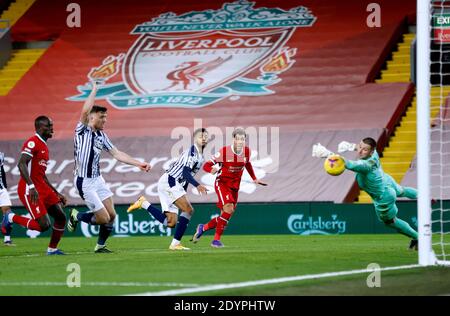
left=68, top=1, right=316, bottom=109
left=287, top=214, right=347, bottom=235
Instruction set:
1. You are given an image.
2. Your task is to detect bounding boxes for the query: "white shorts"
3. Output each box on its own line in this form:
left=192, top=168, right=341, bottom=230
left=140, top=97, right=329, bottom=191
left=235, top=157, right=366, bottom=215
left=157, top=173, right=186, bottom=214
left=0, top=189, right=12, bottom=207
left=74, top=176, right=113, bottom=212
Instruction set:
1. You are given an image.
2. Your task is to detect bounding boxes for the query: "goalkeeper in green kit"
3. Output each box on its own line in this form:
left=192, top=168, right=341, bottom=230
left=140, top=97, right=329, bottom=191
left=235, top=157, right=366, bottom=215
left=312, top=137, right=418, bottom=250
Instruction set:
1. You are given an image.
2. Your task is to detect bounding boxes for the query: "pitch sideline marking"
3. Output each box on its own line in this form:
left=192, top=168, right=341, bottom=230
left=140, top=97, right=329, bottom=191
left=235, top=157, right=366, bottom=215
left=0, top=281, right=204, bottom=288
left=127, top=264, right=423, bottom=296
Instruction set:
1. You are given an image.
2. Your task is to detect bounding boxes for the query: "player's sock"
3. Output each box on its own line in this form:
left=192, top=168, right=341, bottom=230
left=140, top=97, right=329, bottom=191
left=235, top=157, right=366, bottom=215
left=11, top=214, right=42, bottom=231
left=142, top=201, right=167, bottom=224
left=214, top=212, right=232, bottom=241
left=203, top=216, right=218, bottom=232
left=386, top=217, right=418, bottom=239
left=49, top=221, right=65, bottom=249
left=173, top=212, right=191, bottom=242
left=97, top=222, right=114, bottom=246
left=77, top=212, right=96, bottom=224
left=4, top=235, right=11, bottom=242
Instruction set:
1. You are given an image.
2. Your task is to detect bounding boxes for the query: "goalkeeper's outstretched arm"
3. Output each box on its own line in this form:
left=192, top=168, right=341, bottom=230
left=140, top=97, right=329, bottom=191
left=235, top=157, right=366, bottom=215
left=344, top=159, right=373, bottom=173
left=337, top=140, right=374, bottom=173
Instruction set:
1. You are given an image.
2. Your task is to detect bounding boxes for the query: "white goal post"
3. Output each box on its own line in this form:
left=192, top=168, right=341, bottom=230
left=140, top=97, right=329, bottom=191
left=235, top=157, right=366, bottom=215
left=417, top=0, right=450, bottom=266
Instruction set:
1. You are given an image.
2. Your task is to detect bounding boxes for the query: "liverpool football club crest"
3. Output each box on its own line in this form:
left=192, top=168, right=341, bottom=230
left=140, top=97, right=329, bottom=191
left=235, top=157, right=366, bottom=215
left=68, top=1, right=316, bottom=109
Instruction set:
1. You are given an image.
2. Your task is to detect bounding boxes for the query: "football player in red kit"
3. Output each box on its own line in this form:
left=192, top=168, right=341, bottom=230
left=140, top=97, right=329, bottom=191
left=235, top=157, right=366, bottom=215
left=3, top=116, right=70, bottom=255
left=192, top=128, right=267, bottom=247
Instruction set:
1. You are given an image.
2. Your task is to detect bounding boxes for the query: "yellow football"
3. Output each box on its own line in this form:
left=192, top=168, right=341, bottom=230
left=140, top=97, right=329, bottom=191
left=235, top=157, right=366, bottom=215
left=324, top=155, right=345, bottom=176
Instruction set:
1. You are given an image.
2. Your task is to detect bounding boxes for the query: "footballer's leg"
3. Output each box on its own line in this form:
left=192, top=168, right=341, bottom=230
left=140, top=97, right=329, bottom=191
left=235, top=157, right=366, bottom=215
left=127, top=195, right=168, bottom=225
left=211, top=187, right=238, bottom=248
left=95, top=197, right=116, bottom=253
left=13, top=188, right=49, bottom=232
left=1, top=206, right=14, bottom=246
left=46, top=203, right=66, bottom=255
left=211, top=203, right=234, bottom=248
left=377, top=191, right=418, bottom=248
left=169, top=195, right=193, bottom=250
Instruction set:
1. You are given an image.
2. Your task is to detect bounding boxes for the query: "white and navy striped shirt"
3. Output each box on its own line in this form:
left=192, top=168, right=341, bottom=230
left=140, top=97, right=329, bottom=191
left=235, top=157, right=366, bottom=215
left=0, top=152, right=6, bottom=190
left=166, top=145, right=204, bottom=188
left=74, top=122, right=115, bottom=178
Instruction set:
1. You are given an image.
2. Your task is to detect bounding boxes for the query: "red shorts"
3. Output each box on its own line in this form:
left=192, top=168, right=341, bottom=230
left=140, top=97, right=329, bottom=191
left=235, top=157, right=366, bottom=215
left=17, top=180, right=60, bottom=219
left=214, top=180, right=239, bottom=210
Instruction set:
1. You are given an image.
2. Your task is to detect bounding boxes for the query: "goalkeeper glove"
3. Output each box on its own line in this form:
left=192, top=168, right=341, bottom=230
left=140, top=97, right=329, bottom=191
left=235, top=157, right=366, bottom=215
left=312, top=143, right=334, bottom=158
left=338, top=141, right=356, bottom=153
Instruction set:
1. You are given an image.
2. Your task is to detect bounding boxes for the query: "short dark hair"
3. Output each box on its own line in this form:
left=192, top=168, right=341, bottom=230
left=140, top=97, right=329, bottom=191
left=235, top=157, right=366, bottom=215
left=362, top=137, right=377, bottom=150
left=90, top=105, right=108, bottom=114
left=34, top=115, right=50, bottom=129
left=232, top=127, right=246, bottom=138
left=193, top=128, right=208, bottom=137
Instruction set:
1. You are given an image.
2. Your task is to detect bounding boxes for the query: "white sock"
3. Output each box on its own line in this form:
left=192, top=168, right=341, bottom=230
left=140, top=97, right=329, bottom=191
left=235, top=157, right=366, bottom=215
left=7, top=213, right=14, bottom=223
left=142, top=201, right=151, bottom=210
left=170, top=239, right=180, bottom=247
left=47, top=247, right=57, bottom=252
left=4, top=236, right=11, bottom=242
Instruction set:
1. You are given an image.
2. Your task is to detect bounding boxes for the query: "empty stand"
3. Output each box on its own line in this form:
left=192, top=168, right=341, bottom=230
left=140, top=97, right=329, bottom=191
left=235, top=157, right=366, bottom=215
left=0, top=0, right=418, bottom=204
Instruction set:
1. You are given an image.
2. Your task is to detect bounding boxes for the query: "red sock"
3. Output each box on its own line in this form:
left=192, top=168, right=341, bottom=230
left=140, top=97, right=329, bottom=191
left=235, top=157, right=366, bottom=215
left=49, top=221, right=65, bottom=249
left=214, top=212, right=232, bottom=241
left=12, top=214, right=42, bottom=231
left=203, top=217, right=218, bottom=231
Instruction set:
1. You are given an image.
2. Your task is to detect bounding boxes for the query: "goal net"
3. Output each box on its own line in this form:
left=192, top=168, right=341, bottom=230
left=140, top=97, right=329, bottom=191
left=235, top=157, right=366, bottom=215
left=418, top=0, right=450, bottom=266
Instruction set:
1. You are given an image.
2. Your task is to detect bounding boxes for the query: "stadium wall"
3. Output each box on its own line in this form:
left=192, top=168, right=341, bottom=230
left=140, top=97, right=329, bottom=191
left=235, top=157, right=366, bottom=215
left=10, top=201, right=446, bottom=239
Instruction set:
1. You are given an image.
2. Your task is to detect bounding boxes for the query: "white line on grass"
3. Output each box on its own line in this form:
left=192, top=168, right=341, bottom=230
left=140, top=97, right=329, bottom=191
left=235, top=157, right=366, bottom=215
left=128, top=264, right=423, bottom=296
left=0, top=248, right=272, bottom=259
left=0, top=281, right=203, bottom=287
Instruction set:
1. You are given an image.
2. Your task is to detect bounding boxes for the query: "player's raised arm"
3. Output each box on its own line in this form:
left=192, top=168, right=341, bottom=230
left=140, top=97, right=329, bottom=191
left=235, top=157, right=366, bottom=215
left=109, top=147, right=151, bottom=172
left=80, top=81, right=98, bottom=125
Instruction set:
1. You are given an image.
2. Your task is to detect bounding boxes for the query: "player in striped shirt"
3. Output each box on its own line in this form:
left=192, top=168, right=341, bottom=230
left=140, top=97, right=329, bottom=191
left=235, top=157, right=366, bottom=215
left=191, top=128, right=267, bottom=248
left=127, top=128, right=209, bottom=250
left=0, top=151, right=14, bottom=246
left=67, top=82, right=151, bottom=253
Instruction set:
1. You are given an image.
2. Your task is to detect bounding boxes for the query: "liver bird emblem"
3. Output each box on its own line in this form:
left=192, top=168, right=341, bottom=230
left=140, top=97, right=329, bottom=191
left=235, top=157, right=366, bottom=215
left=163, top=56, right=232, bottom=91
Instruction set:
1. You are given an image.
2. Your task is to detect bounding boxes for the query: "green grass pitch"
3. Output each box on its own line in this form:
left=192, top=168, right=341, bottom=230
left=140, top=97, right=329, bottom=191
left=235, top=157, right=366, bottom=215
left=1, top=234, right=450, bottom=296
